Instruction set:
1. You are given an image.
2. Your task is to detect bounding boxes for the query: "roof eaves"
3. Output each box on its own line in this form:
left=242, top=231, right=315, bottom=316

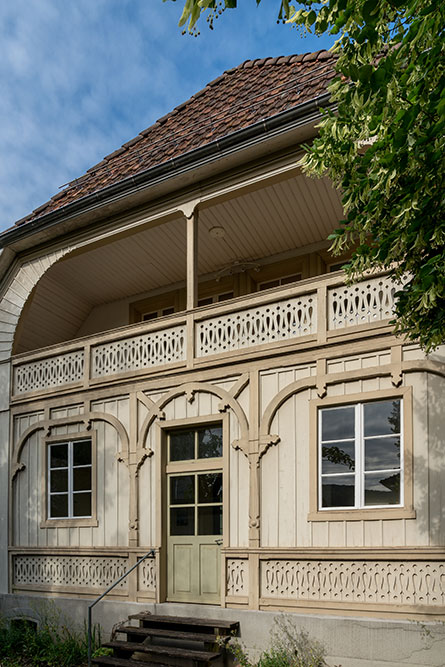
left=0, top=91, right=334, bottom=248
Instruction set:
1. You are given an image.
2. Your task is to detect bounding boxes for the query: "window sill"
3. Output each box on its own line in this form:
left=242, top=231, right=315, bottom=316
left=40, top=518, right=98, bottom=528
left=307, top=507, right=416, bottom=522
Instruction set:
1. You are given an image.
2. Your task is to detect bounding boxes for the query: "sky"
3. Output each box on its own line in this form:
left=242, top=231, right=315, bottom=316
left=0, top=0, right=334, bottom=233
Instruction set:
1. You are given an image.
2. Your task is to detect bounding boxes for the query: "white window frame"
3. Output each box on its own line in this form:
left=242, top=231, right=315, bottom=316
left=318, top=399, right=404, bottom=511
left=41, top=431, right=98, bottom=528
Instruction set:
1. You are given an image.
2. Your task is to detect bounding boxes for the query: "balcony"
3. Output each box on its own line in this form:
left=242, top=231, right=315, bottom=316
left=12, top=272, right=398, bottom=399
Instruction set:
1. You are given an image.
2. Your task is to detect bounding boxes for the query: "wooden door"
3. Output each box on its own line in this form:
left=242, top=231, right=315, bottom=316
left=166, top=425, right=223, bottom=604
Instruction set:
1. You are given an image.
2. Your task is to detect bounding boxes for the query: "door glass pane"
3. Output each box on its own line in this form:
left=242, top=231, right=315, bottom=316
left=364, top=472, right=400, bottom=505
left=73, top=467, right=91, bottom=491
left=170, top=430, right=195, bottom=461
left=73, top=440, right=91, bottom=466
left=170, top=475, right=195, bottom=505
left=321, top=475, right=355, bottom=508
left=364, top=437, right=400, bottom=471
left=50, top=444, right=68, bottom=468
left=321, top=407, right=355, bottom=441
left=198, top=506, right=222, bottom=535
left=198, top=426, right=222, bottom=458
left=198, top=473, right=222, bottom=503
left=170, top=507, right=195, bottom=535
left=50, top=469, right=68, bottom=493
left=321, top=441, right=355, bottom=473
left=73, top=492, right=92, bottom=517
left=364, top=400, right=400, bottom=437
left=50, top=494, right=68, bottom=518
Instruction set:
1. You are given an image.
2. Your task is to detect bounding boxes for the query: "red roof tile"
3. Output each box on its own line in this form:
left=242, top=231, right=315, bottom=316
left=17, top=50, right=336, bottom=227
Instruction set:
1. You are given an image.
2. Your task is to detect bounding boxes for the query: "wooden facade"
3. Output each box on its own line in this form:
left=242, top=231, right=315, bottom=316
left=0, top=56, right=444, bottom=630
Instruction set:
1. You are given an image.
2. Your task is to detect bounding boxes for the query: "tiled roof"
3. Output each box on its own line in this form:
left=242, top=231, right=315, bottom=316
left=15, top=50, right=336, bottom=228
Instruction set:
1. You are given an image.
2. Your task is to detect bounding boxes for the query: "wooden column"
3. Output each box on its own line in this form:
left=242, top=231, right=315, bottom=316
left=186, top=209, right=198, bottom=311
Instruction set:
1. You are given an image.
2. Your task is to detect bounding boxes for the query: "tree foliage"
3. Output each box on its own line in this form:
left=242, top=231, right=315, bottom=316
left=165, top=0, right=445, bottom=350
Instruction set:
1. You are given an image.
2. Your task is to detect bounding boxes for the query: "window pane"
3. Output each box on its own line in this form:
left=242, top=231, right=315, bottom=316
left=73, top=440, right=91, bottom=466
left=218, top=292, right=234, bottom=302
left=50, top=444, right=68, bottom=468
left=364, top=437, right=400, bottom=471
left=364, top=400, right=400, bottom=437
left=170, top=507, right=194, bottom=535
left=73, top=467, right=91, bottom=491
left=170, top=475, right=195, bottom=505
left=321, top=407, right=355, bottom=441
left=170, top=430, right=195, bottom=461
left=198, top=473, right=222, bottom=504
left=73, top=492, right=91, bottom=516
left=364, top=472, right=400, bottom=505
left=321, top=475, right=355, bottom=508
left=50, top=469, right=68, bottom=493
left=50, top=494, right=68, bottom=518
left=321, top=441, right=355, bottom=473
left=281, top=274, right=301, bottom=285
left=198, top=506, right=222, bottom=535
left=198, top=426, right=222, bottom=458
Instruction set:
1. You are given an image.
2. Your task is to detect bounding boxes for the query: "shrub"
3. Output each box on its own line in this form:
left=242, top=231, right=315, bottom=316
left=227, top=616, right=327, bottom=667
left=0, top=601, right=103, bottom=667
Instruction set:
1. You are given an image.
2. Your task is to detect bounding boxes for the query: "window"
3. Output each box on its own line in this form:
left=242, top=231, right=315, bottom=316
left=142, top=306, right=175, bottom=321
left=166, top=424, right=224, bottom=539
left=169, top=424, right=223, bottom=462
left=197, top=292, right=234, bottom=307
left=258, top=273, right=302, bottom=291
left=319, top=399, right=403, bottom=510
left=47, top=439, right=92, bottom=519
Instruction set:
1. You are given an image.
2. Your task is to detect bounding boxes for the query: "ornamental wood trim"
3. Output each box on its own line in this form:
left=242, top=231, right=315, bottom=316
left=10, top=273, right=399, bottom=399
left=260, top=558, right=445, bottom=607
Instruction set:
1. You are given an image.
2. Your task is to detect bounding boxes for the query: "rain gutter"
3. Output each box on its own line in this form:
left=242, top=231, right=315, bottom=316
left=0, top=92, right=333, bottom=248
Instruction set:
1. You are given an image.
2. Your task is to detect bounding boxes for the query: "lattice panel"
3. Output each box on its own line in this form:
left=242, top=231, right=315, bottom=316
left=13, top=351, right=84, bottom=394
left=328, top=277, right=397, bottom=330
left=13, top=555, right=129, bottom=589
left=226, top=559, right=249, bottom=597
left=139, top=558, right=157, bottom=591
left=197, top=296, right=316, bottom=357
left=261, top=560, right=445, bottom=606
left=91, top=326, right=186, bottom=377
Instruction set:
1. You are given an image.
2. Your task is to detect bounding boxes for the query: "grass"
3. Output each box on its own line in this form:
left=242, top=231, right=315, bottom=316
left=0, top=601, right=105, bottom=667
left=226, top=616, right=328, bottom=667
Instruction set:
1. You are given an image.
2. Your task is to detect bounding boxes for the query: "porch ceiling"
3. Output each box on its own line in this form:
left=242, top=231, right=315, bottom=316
left=14, top=173, right=343, bottom=353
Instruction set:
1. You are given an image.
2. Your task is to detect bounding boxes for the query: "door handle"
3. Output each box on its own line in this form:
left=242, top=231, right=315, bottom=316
left=214, top=539, right=223, bottom=546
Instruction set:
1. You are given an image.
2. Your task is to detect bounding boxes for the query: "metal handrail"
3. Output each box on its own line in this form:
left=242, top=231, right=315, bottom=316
left=87, top=549, right=155, bottom=667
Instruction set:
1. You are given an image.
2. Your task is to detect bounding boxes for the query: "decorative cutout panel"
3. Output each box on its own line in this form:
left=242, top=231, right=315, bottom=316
left=328, top=277, right=397, bottom=330
left=226, top=558, right=249, bottom=597
left=261, top=560, right=445, bottom=606
left=91, top=326, right=186, bottom=378
left=197, top=296, right=316, bottom=357
left=13, top=555, right=129, bottom=589
left=13, top=351, right=84, bottom=395
left=139, top=558, right=157, bottom=592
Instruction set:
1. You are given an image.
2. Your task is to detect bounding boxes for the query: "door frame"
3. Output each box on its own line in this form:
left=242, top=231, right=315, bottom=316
left=155, top=412, right=230, bottom=604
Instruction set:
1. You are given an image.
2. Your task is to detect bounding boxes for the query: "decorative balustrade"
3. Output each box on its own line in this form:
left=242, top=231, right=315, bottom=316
left=260, top=559, right=445, bottom=607
left=12, top=274, right=398, bottom=397
left=13, top=350, right=84, bottom=394
left=328, top=275, right=397, bottom=330
left=91, top=325, right=186, bottom=378
left=196, top=294, right=316, bottom=357
left=13, top=554, right=129, bottom=590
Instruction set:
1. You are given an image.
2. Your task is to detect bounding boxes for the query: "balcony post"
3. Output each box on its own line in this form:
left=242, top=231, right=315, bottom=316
left=186, top=208, right=198, bottom=311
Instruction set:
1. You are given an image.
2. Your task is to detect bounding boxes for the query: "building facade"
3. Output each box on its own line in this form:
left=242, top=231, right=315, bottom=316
left=0, top=51, right=444, bottom=666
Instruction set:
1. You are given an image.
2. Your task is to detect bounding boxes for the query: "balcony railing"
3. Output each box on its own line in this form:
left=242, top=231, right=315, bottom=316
left=12, top=273, right=398, bottom=398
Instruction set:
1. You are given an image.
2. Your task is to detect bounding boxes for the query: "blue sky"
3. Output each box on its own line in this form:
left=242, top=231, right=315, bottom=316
left=0, top=1, right=334, bottom=232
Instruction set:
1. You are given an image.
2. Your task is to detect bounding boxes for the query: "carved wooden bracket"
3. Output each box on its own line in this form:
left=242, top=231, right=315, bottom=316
left=11, top=462, right=25, bottom=480
left=258, top=434, right=280, bottom=463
